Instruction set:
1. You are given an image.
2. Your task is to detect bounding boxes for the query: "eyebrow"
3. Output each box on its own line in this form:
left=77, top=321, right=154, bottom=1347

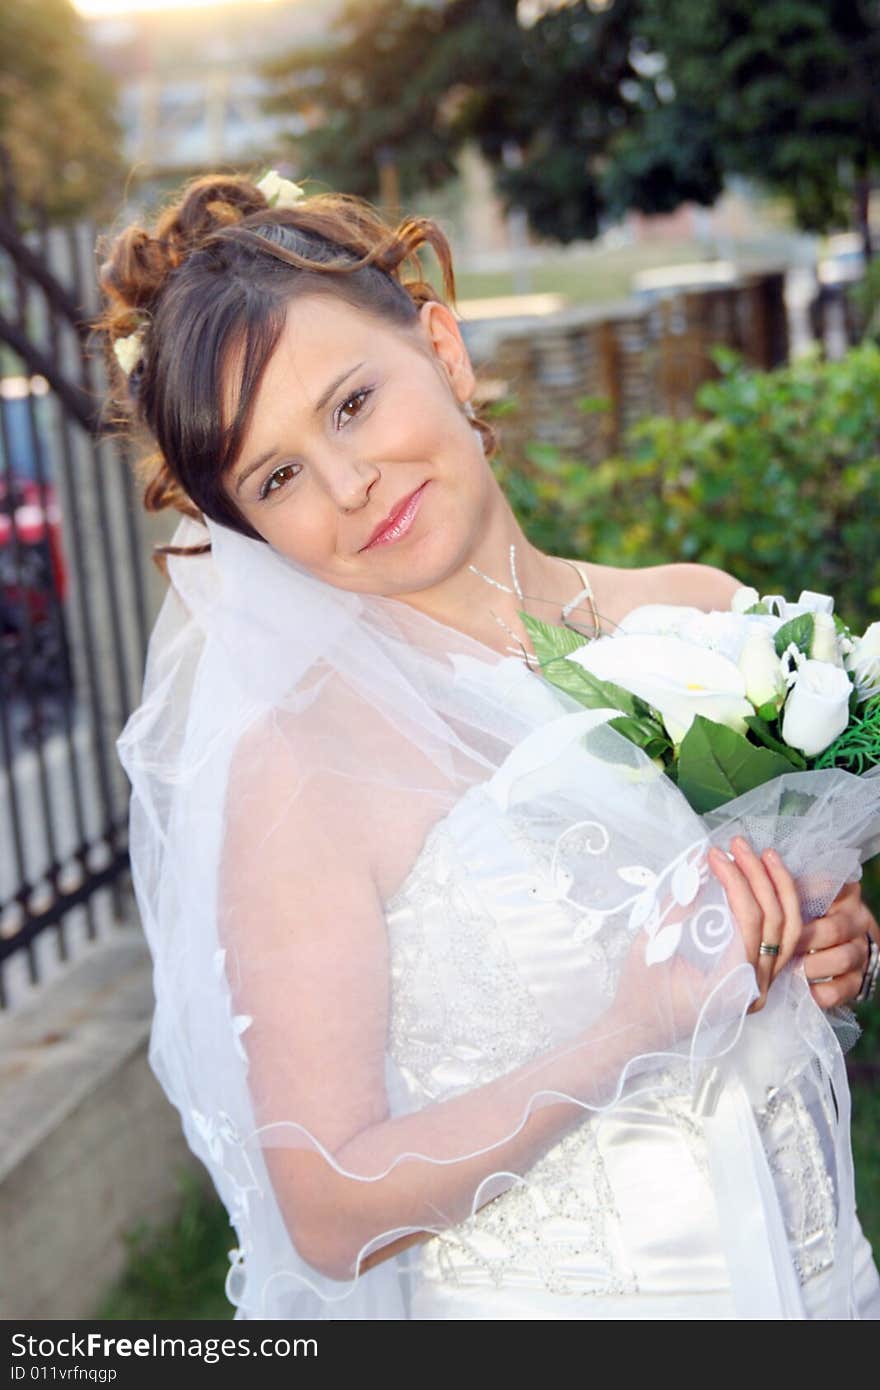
left=234, top=361, right=366, bottom=496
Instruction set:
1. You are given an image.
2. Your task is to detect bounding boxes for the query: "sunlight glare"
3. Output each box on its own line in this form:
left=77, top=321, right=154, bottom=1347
left=73, top=0, right=283, bottom=17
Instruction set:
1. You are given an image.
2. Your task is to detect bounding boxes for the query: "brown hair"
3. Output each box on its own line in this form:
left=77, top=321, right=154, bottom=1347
left=93, top=171, right=499, bottom=576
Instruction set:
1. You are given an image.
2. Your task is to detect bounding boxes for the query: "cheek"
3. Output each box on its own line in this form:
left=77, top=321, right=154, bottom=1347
left=262, top=505, right=336, bottom=568
left=384, top=395, right=456, bottom=457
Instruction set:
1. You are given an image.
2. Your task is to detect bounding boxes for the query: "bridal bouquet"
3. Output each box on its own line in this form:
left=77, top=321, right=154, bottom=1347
left=520, top=586, right=880, bottom=1008
left=521, top=587, right=880, bottom=814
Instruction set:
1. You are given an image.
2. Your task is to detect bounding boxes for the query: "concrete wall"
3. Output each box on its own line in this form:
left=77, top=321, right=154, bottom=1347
left=0, top=925, right=213, bottom=1320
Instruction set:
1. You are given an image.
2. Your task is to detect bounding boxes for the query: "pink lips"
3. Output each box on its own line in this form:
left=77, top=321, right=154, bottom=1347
left=360, top=482, right=428, bottom=551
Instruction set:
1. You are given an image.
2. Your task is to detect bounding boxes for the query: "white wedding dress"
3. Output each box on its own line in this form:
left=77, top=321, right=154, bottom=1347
left=382, top=654, right=880, bottom=1320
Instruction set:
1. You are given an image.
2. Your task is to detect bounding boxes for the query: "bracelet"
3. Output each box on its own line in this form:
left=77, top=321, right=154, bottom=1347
left=855, top=934, right=880, bottom=1005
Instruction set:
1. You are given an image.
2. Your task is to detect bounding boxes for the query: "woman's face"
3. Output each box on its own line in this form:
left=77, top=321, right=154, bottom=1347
left=222, top=293, right=493, bottom=597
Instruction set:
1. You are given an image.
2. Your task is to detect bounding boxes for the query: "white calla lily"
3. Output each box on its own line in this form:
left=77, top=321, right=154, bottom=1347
left=565, top=633, right=754, bottom=746
left=619, top=604, right=757, bottom=663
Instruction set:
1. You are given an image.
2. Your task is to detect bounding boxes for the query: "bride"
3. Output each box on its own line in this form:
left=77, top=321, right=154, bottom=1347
left=98, top=170, right=880, bottom=1320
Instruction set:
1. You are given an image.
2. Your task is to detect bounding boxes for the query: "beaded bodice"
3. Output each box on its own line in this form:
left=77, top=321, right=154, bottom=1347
left=383, top=659, right=839, bottom=1302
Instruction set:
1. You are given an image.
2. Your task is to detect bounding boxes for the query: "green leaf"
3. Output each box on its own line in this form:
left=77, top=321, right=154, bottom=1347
left=520, top=611, right=591, bottom=664
left=756, top=699, right=781, bottom=722
left=540, top=655, right=644, bottom=717
left=522, top=613, right=659, bottom=723
left=778, top=787, right=817, bottom=816
left=607, top=713, right=670, bottom=752
left=774, top=612, right=814, bottom=658
left=677, top=714, right=795, bottom=813
left=744, top=714, right=807, bottom=769
left=744, top=601, right=771, bottom=615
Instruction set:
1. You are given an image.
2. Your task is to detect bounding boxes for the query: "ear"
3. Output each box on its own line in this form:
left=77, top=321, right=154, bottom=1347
left=417, top=300, right=476, bottom=408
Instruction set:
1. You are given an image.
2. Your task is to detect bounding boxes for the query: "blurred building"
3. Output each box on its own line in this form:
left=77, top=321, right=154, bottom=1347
left=79, top=0, right=517, bottom=259
left=82, top=0, right=344, bottom=187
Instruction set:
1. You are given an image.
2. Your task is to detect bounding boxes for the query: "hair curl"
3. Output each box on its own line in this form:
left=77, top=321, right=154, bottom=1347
left=92, top=171, right=498, bottom=576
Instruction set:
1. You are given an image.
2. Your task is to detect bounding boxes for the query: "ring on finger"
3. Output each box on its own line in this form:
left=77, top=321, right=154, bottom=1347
left=758, top=941, right=781, bottom=957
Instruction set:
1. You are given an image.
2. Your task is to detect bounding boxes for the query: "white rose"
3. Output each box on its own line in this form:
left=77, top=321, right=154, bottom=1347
left=845, top=620, right=880, bottom=702
left=809, top=609, right=844, bottom=666
left=737, top=626, right=786, bottom=710
left=731, top=585, right=761, bottom=613
left=780, top=659, right=852, bottom=756
left=256, top=169, right=306, bottom=209
left=566, top=632, right=754, bottom=746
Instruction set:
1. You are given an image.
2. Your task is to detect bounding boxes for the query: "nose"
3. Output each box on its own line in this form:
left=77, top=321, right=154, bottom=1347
left=320, top=455, right=381, bottom=513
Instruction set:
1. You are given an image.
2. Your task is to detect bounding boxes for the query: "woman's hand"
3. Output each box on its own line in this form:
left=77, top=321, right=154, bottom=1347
left=707, top=837, right=805, bottom=1015
left=793, top=879, right=878, bottom=1009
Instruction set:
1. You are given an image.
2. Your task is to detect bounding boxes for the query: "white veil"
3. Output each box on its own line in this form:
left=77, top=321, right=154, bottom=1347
left=116, top=510, right=880, bottom=1320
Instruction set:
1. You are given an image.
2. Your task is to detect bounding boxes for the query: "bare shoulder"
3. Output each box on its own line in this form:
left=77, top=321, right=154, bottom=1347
left=642, top=561, right=747, bottom=613
left=577, top=558, right=748, bottom=627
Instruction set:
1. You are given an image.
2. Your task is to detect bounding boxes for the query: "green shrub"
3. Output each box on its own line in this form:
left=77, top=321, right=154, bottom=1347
left=493, top=339, right=880, bottom=633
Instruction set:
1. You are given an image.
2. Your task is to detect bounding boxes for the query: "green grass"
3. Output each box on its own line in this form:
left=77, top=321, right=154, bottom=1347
left=93, top=1165, right=235, bottom=1321
left=452, top=237, right=715, bottom=307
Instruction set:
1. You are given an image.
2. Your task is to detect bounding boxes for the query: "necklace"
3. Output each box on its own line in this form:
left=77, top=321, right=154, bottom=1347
left=467, top=544, right=602, bottom=673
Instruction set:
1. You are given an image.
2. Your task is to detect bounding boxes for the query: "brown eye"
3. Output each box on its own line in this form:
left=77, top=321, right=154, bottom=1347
left=336, top=388, right=372, bottom=428
left=259, top=463, right=299, bottom=501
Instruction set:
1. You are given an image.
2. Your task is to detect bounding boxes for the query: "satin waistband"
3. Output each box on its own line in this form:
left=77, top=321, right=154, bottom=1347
left=408, top=1222, right=880, bottom=1320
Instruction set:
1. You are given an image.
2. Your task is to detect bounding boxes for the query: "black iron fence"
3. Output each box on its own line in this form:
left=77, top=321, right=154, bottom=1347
left=0, top=146, right=151, bottom=1010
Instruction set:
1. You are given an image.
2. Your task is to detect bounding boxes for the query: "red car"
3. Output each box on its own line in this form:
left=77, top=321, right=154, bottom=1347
left=0, top=470, right=73, bottom=702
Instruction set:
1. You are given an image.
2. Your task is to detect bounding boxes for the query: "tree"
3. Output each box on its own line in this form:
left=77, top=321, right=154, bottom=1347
left=614, top=0, right=880, bottom=258
left=260, top=0, right=642, bottom=242
left=0, top=0, right=125, bottom=221
left=260, top=0, right=879, bottom=253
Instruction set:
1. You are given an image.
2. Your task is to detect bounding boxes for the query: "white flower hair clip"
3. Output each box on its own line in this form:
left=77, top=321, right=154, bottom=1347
left=113, top=324, right=146, bottom=377
left=256, top=168, right=307, bottom=209
left=112, top=172, right=303, bottom=381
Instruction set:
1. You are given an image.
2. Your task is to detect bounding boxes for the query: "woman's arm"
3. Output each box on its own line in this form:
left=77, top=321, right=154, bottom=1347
left=216, top=695, right=723, bottom=1282
left=259, top=978, right=661, bottom=1282
left=218, top=698, right=811, bottom=1283
left=218, top=725, right=665, bottom=1281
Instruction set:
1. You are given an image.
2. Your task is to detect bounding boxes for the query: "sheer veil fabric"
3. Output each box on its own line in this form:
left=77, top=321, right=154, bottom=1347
left=116, top=511, right=880, bottom=1319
